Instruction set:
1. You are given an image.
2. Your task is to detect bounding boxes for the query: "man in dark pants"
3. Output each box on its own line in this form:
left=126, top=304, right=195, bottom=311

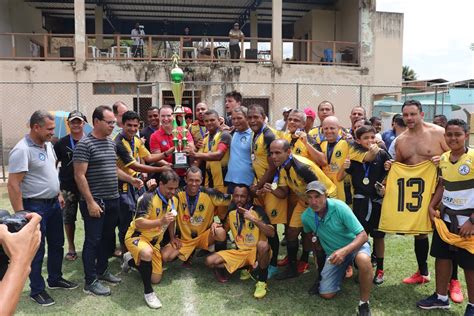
left=74, top=105, right=143, bottom=296
left=8, top=110, right=78, bottom=306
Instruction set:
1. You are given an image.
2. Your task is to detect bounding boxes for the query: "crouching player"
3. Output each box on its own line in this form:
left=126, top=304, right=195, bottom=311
left=205, top=184, right=275, bottom=298
left=121, top=170, right=179, bottom=309
left=161, top=166, right=231, bottom=265
left=302, top=181, right=373, bottom=316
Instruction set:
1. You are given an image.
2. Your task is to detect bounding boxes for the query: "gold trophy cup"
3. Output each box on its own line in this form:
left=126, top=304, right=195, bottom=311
left=170, top=53, right=189, bottom=168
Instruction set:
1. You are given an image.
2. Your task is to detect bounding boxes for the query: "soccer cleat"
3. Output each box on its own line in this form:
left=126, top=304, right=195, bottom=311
left=449, top=279, right=464, bottom=304
left=98, top=270, right=122, bottom=284
left=144, top=292, right=162, bottom=309
left=83, top=280, right=111, bottom=296
left=214, top=268, right=230, bottom=283
left=240, top=269, right=251, bottom=281
left=297, top=261, right=310, bottom=274
left=275, top=266, right=298, bottom=280
left=267, top=265, right=279, bottom=279
left=47, top=277, right=79, bottom=290
left=402, top=271, right=430, bottom=284
left=121, top=252, right=133, bottom=273
left=345, top=265, right=353, bottom=278
left=465, top=304, right=474, bottom=316
left=253, top=281, right=267, bottom=299
left=30, top=290, right=55, bottom=306
left=277, top=256, right=289, bottom=267
left=373, top=269, right=384, bottom=285
left=416, top=293, right=450, bottom=310
left=358, top=302, right=371, bottom=316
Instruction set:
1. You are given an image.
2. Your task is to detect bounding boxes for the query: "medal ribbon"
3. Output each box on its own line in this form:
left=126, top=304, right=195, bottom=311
left=156, top=188, right=175, bottom=212
left=272, top=154, right=293, bottom=185
left=207, top=131, right=218, bottom=152
left=199, top=125, right=205, bottom=138
left=186, top=190, right=200, bottom=217
left=363, top=162, right=371, bottom=180
left=251, top=125, right=265, bottom=156
left=69, top=133, right=85, bottom=151
left=122, top=133, right=135, bottom=156
left=326, top=136, right=342, bottom=164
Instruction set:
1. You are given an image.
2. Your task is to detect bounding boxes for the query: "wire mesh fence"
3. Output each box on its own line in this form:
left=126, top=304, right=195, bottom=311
left=0, top=81, right=467, bottom=181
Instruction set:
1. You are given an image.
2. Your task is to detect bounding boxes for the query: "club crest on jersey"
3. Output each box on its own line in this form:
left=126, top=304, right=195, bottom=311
left=198, top=204, right=204, bottom=211
left=335, top=150, right=342, bottom=158
left=271, top=209, right=277, bottom=217
left=296, top=148, right=301, bottom=154
left=458, top=164, right=470, bottom=175
left=39, top=153, right=46, bottom=161
left=248, top=222, right=255, bottom=229
left=161, top=140, right=167, bottom=146
left=132, top=239, right=140, bottom=246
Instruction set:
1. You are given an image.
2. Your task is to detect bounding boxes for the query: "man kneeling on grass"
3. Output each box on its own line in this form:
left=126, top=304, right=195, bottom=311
left=205, top=184, right=275, bottom=299
left=121, top=170, right=179, bottom=309
left=301, top=181, right=373, bottom=316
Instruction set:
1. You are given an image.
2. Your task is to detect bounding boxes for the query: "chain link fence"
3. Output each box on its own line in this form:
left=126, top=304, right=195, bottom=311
left=0, top=81, right=465, bottom=181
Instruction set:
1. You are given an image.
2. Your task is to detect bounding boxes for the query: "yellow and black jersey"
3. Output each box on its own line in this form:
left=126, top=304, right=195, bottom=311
left=280, top=131, right=316, bottom=159
left=175, top=187, right=232, bottom=240
left=380, top=160, right=437, bottom=234
left=309, top=126, right=344, bottom=145
left=115, top=133, right=150, bottom=191
left=127, top=191, right=178, bottom=246
left=277, top=154, right=337, bottom=198
left=251, top=125, right=278, bottom=181
left=319, top=138, right=349, bottom=201
left=200, top=130, right=232, bottom=190
left=226, top=205, right=270, bottom=250
left=439, top=148, right=474, bottom=211
left=189, top=122, right=207, bottom=144
left=347, top=141, right=367, bottom=163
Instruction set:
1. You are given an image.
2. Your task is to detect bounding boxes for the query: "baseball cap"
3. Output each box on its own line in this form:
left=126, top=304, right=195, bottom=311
left=305, top=181, right=327, bottom=195
left=282, top=107, right=292, bottom=113
left=183, top=107, right=193, bottom=115
left=68, top=110, right=87, bottom=122
left=304, top=107, right=316, bottom=120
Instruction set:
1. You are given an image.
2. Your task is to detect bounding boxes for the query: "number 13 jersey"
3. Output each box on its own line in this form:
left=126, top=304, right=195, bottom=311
left=380, top=160, right=437, bottom=234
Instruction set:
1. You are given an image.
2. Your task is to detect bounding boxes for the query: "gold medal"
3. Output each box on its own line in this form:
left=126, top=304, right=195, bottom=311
left=311, top=236, right=317, bottom=243
left=271, top=182, right=278, bottom=190
left=362, top=177, right=370, bottom=185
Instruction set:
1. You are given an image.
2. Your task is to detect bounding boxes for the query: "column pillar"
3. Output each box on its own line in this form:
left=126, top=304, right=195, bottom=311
left=272, top=0, right=283, bottom=68
left=250, top=10, right=258, bottom=50
left=95, top=5, right=104, bottom=48
left=74, top=0, right=86, bottom=63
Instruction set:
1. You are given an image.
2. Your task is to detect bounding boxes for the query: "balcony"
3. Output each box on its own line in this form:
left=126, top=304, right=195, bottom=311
left=0, top=32, right=360, bottom=66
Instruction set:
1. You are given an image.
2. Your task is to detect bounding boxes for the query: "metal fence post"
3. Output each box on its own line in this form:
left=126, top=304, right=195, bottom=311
left=434, top=86, right=438, bottom=117
left=359, top=85, right=363, bottom=107
left=137, top=85, right=141, bottom=116
left=296, top=83, right=299, bottom=109
left=75, top=81, right=80, bottom=111
left=191, top=84, right=195, bottom=121
left=155, top=82, right=160, bottom=106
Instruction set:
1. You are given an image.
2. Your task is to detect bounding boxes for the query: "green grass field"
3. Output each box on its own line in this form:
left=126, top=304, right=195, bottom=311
left=0, top=186, right=467, bottom=315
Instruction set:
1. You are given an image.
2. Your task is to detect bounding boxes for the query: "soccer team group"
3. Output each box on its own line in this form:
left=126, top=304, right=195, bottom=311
left=7, top=91, right=474, bottom=315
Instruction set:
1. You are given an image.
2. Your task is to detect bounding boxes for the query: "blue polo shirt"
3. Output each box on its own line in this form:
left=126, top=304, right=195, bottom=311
left=302, top=198, right=364, bottom=255
left=225, top=128, right=254, bottom=186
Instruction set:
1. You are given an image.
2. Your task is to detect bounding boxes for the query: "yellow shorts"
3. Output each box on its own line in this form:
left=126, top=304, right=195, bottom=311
left=125, top=236, right=162, bottom=275
left=289, top=201, right=307, bottom=228
left=255, top=193, right=287, bottom=225
left=216, top=248, right=257, bottom=274
left=177, top=229, right=211, bottom=261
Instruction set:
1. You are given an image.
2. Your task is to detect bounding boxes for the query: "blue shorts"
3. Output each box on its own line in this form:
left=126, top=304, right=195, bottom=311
left=319, top=242, right=371, bottom=295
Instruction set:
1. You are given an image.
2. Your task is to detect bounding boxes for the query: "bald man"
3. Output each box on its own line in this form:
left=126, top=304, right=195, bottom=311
left=112, top=101, right=129, bottom=139
left=308, top=101, right=341, bottom=145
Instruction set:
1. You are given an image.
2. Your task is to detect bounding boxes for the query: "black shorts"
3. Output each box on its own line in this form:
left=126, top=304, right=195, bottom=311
left=430, top=221, right=474, bottom=270
left=352, top=197, right=385, bottom=238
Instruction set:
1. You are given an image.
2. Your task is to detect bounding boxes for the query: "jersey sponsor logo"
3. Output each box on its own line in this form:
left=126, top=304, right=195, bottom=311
left=190, top=216, right=204, bottom=225
left=271, top=209, right=277, bottom=217
left=458, top=164, right=470, bottom=175
left=335, top=150, right=342, bottom=158
left=245, top=233, right=255, bottom=243
left=183, top=214, right=190, bottom=222
left=39, top=153, right=46, bottom=161
left=442, top=196, right=467, bottom=207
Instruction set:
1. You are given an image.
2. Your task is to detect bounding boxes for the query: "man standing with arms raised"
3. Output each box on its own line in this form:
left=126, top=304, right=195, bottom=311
left=389, top=100, right=449, bottom=284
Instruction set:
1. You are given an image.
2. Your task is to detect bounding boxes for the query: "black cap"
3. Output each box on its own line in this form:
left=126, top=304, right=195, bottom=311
left=67, top=110, right=87, bottom=123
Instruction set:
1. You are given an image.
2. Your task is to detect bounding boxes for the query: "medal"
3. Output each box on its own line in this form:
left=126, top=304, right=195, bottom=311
left=362, top=163, right=370, bottom=186
left=271, top=183, right=277, bottom=190
left=362, top=177, right=370, bottom=185
left=311, top=236, right=317, bottom=243
left=251, top=154, right=255, bottom=161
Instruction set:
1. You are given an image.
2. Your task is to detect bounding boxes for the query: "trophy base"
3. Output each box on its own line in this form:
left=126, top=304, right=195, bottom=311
left=173, top=151, right=189, bottom=169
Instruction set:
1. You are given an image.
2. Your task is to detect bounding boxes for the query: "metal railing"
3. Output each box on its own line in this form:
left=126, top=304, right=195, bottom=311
left=0, top=33, right=359, bottom=66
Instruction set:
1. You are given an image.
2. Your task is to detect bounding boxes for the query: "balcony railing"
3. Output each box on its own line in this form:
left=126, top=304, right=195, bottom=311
left=0, top=33, right=360, bottom=66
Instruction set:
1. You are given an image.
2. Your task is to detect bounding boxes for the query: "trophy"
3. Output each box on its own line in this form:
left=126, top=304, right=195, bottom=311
left=170, top=53, right=189, bottom=168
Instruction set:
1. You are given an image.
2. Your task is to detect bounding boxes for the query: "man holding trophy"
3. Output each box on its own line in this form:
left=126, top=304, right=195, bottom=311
left=150, top=54, right=194, bottom=186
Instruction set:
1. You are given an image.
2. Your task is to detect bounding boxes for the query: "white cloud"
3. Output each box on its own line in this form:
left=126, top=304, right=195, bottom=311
left=377, top=0, right=474, bottom=81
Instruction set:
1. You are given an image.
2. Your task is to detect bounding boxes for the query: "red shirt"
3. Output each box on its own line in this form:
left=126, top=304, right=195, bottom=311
left=150, top=126, right=194, bottom=176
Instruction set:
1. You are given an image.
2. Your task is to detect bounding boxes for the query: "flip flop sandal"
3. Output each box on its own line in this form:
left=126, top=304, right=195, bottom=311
left=65, top=252, right=78, bottom=261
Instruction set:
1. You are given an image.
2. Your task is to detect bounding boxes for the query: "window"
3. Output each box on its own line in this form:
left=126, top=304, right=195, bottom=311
left=93, top=83, right=152, bottom=95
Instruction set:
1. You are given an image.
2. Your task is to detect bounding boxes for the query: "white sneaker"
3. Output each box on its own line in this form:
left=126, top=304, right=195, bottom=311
left=144, top=292, right=162, bottom=309
left=121, top=252, right=133, bottom=273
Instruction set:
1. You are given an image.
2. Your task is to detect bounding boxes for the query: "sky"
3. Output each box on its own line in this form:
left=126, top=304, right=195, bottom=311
left=377, top=0, right=474, bottom=82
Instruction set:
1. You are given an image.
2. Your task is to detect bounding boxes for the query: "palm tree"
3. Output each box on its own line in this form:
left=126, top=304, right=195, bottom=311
left=402, top=66, right=417, bottom=81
